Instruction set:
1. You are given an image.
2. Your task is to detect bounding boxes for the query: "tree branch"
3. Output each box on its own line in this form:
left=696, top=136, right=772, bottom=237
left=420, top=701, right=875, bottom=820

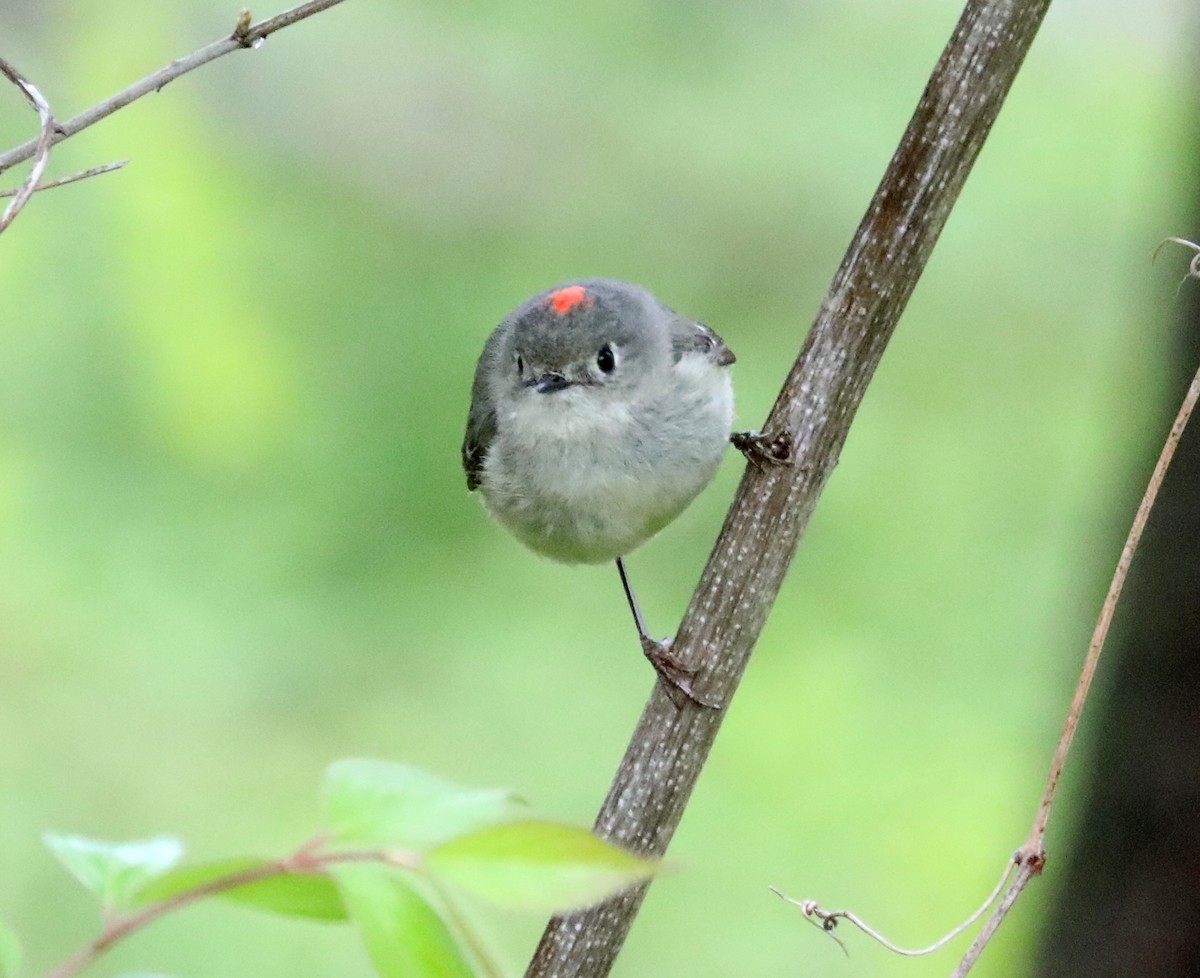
left=0, top=0, right=348, bottom=177
left=0, top=160, right=128, bottom=199
left=524, top=1, right=1053, bottom=975
left=0, top=57, right=55, bottom=234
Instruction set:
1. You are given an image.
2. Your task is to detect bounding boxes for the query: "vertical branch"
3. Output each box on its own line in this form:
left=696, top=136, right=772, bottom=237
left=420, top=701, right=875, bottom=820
left=525, top=0, right=1053, bottom=976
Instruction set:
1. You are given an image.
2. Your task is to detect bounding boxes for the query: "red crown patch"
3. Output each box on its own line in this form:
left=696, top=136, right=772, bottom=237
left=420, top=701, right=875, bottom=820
left=547, top=285, right=589, bottom=315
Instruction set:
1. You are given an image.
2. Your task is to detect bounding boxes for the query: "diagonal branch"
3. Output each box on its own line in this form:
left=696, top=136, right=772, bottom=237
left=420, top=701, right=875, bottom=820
left=0, top=0, right=347, bottom=177
left=525, top=1, right=1053, bottom=975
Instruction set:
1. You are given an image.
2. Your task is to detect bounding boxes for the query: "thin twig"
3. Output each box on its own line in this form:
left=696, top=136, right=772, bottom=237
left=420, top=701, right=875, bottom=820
left=1031, top=355, right=1200, bottom=842
left=42, top=843, right=418, bottom=978
left=424, top=874, right=509, bottom=978
left=948, top=855, right=1039, bottom=978
left=1154, top=236, right=1200, bottom=291
left=44, top=859, right=296, bottom=978
left=0, top=160, right=128, bottom=199
left=770, top=855, right=1019, bottom=958
left=0, top=0, right=347, bottom=176
left=0, top=57, right=55, bottom=234
left=951, top=345, right=1200, bottom=977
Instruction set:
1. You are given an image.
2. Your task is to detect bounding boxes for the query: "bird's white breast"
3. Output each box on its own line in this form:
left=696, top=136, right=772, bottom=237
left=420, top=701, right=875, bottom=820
left=479, top=353, right=733, bottom=564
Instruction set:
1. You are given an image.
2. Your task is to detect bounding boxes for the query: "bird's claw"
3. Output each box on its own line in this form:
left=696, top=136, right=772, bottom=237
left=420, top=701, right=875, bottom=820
left=731, top=429, right=794, bottom=469
left=641, top=636, right=721, bottom=709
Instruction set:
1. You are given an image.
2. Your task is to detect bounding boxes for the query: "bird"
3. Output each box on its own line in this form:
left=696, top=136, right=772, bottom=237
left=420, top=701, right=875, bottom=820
left=462, top=278, right=735, bottom=702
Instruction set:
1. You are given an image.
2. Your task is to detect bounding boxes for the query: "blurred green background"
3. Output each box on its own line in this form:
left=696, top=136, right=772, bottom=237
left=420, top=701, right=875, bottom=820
left=0, top=1, right=1195, bottom=975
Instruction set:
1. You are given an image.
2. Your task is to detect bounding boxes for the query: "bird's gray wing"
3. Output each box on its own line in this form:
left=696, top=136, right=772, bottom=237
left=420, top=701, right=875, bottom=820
left=669, top=315, right=735, bottom=367
left=462, top=325, right=506, bottom=491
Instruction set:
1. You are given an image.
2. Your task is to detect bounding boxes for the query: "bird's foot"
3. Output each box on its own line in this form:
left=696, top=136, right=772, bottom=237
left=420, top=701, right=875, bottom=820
left=641, top=636, right=721, bottom=710
left=731, top=429, right=794, bottom=469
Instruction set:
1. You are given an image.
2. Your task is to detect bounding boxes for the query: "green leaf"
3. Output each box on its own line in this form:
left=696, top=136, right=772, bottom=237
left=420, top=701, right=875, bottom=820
left=333, top=863, right=476, bottom=978
left=426, top=822, right=658, bottom=913
left=0, top=920, right=21, bottom=978
left=136, top=858, right=346, bottom=921
left=322, top=759, right=518, bottom=848
left=43, top=834, right=184, bottom=908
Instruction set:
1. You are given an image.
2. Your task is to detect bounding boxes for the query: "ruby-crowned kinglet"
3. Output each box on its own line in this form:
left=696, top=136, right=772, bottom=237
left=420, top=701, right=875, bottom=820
left=462, top=278, right=735, bottom=701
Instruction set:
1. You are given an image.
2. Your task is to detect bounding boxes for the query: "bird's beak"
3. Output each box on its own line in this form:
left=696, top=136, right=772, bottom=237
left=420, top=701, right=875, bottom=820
left=530, top=373, right=571, bottom=394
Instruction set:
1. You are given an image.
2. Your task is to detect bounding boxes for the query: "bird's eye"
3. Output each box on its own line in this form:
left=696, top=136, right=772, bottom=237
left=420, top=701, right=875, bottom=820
left=516, top=355, right=524, bottom=375
left=596, top=345, right=616, bottom=374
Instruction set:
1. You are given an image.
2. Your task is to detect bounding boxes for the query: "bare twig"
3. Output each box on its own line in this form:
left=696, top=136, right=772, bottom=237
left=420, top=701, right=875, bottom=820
left=771, top=855, right=1019, bottom=958
left=0, top=0, right=347, bottom=176
left=524, top=2, right=1053, bottom=976
left=424, top=874, right=509, bottom=978
left=0, top=160, right=128, bottom=199
left=948, top=855, right=1040, bottom=978
left=0, top=57, right=55, bottom=234
left=1154, top=236, right=1200, bottom=291
left=950, top=343, right=1200, bottom=977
